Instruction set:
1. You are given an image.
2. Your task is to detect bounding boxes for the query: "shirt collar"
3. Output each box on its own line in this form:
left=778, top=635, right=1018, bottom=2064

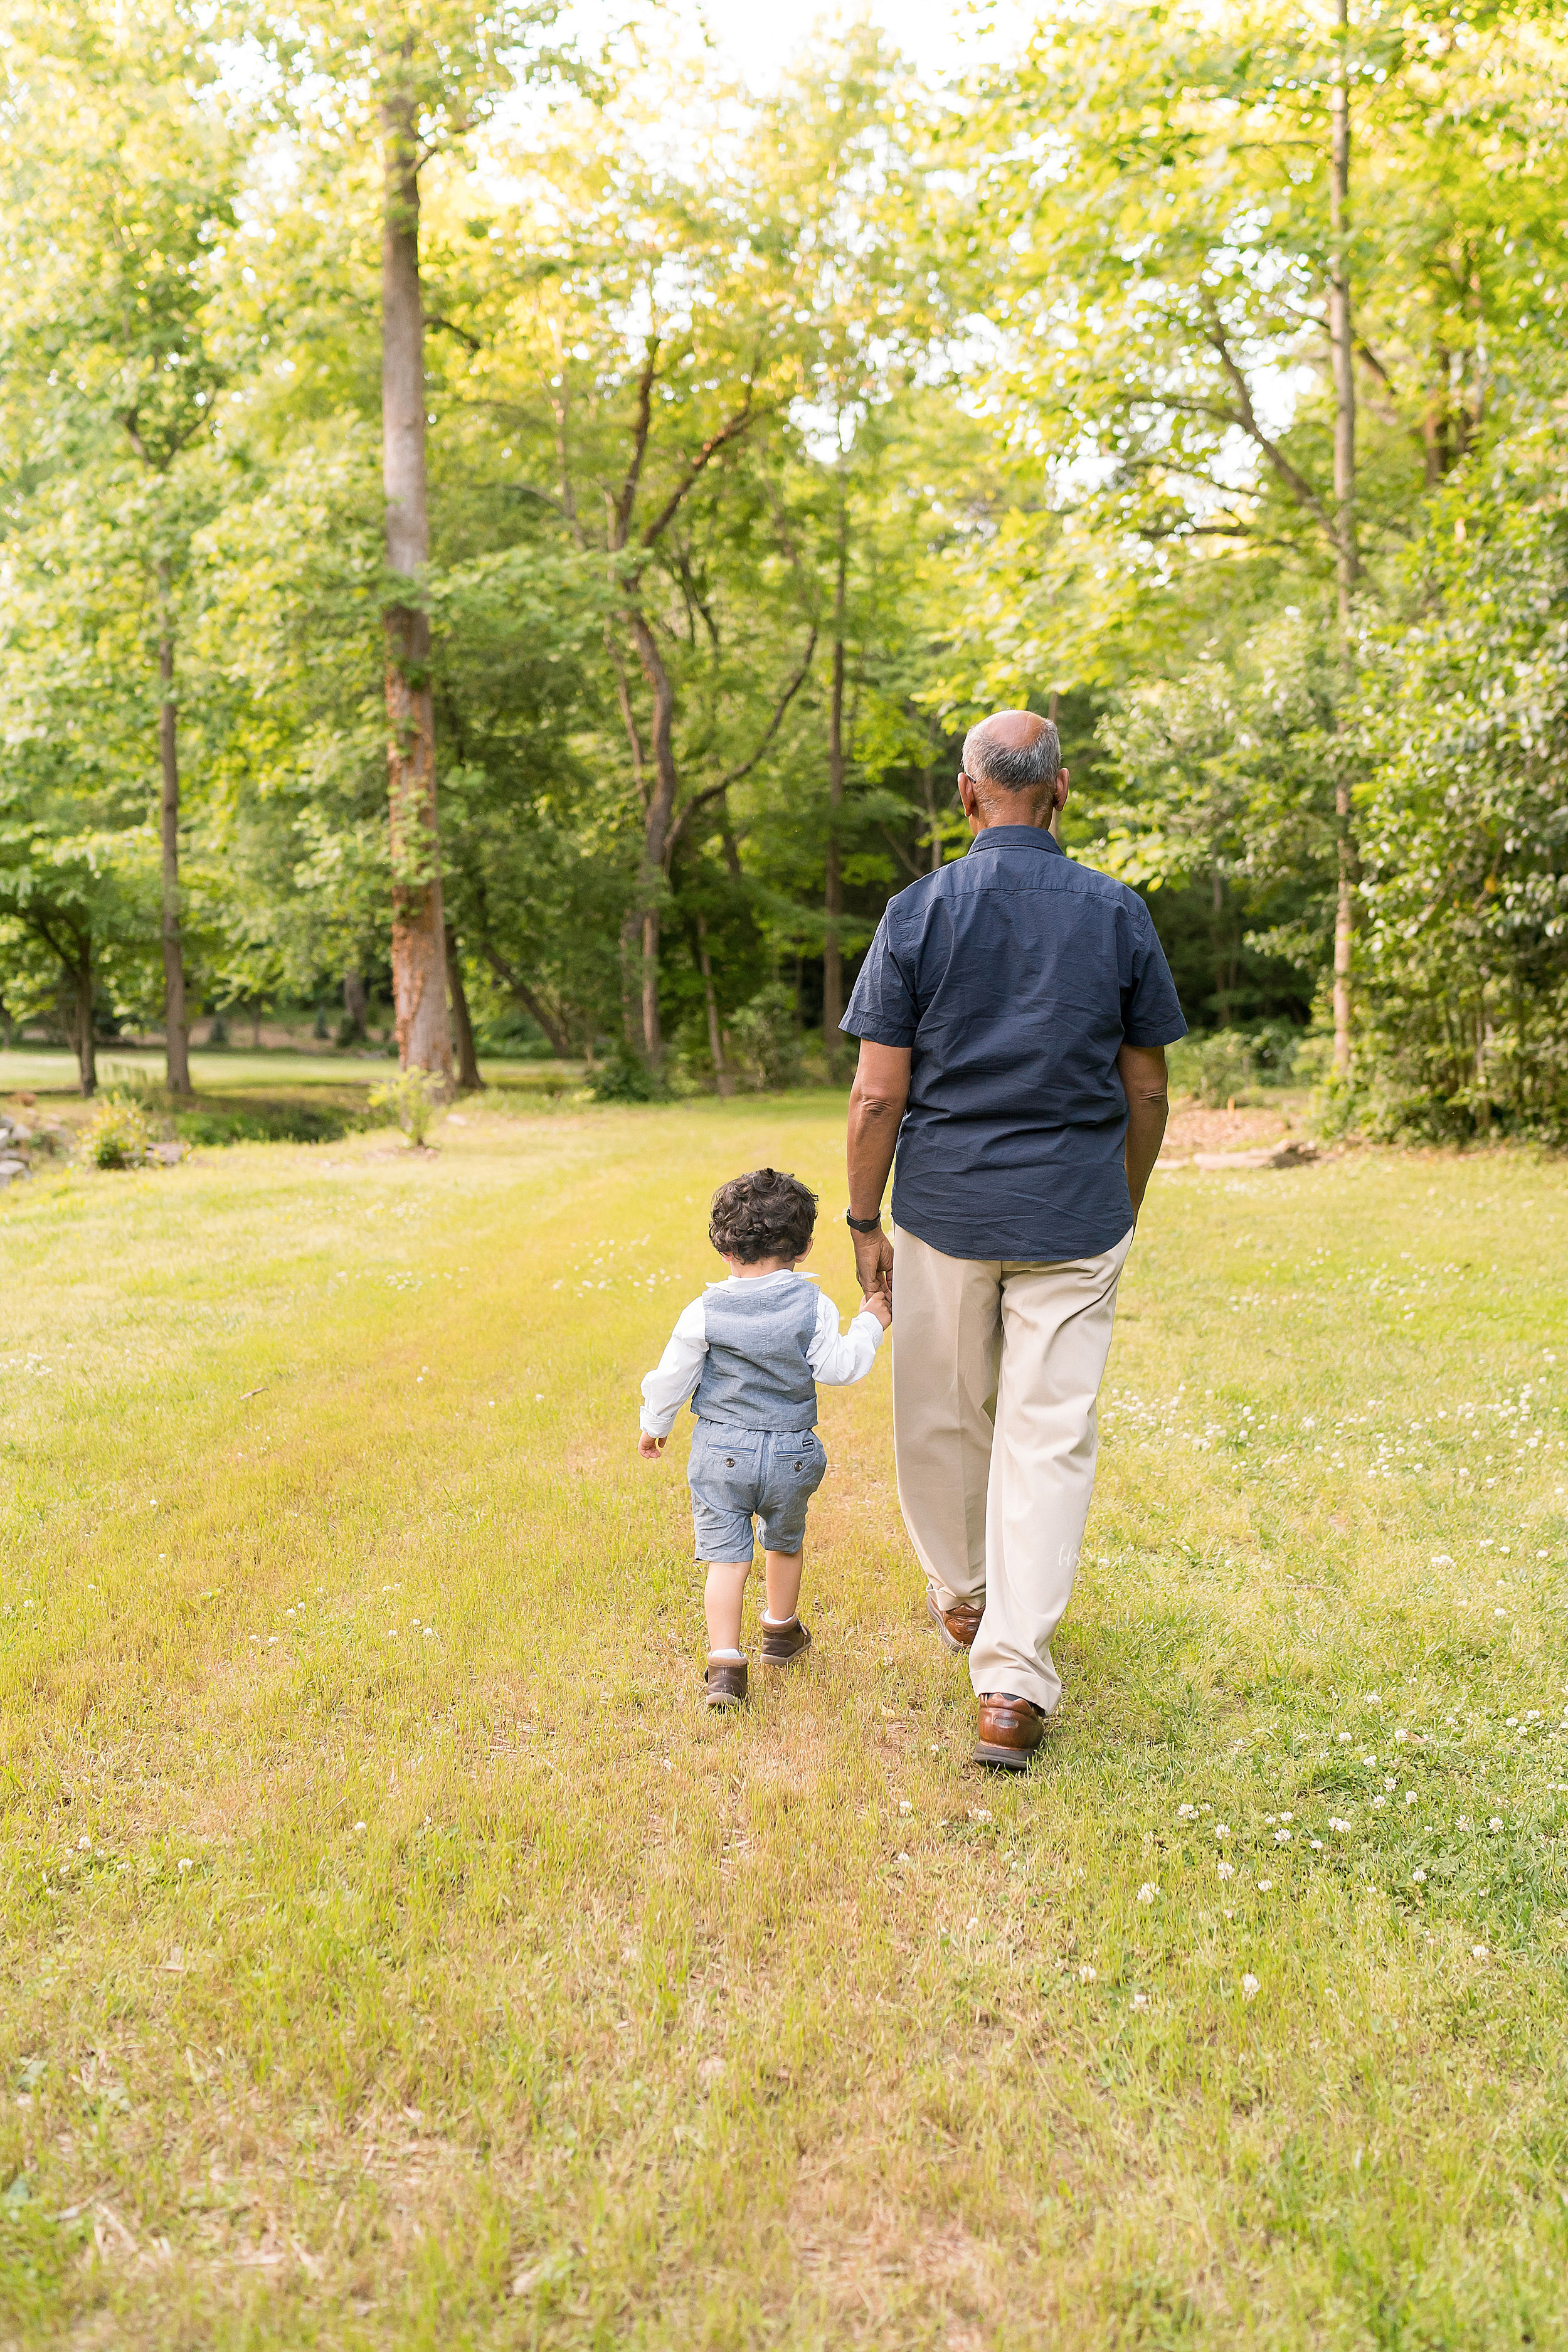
left=964, top=825, right=1066, bottom=858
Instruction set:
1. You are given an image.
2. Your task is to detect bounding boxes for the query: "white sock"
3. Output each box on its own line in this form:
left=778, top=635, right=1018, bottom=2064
left=761, top=1611, right=798, bottom=1627
left=707, top=1646, right=746, bottom=1661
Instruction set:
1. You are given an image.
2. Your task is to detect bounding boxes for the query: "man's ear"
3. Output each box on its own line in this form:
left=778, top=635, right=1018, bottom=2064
left=1054, top=764, right=1071, bottom=813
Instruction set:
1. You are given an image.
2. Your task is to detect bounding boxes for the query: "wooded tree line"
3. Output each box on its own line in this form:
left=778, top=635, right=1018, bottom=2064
left=3, top=0, right=1567, bottom=1136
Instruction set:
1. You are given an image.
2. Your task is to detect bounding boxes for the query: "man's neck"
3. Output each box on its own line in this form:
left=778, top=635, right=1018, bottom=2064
left=968, top=801, right=1057, bottom=837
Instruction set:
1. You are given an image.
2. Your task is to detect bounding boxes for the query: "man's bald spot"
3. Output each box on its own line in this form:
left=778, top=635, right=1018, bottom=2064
left=961, top=709, right=1062, bottom=810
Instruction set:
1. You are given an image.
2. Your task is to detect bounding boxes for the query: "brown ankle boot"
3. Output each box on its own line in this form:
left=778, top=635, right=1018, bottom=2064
left=973, top=1692, right=1046, bottom=1769
left=926, top=1589, right=984, bottom=1653
left=760, top=1616, right=812, bottom=1667
left=704, top=1655, right=748, bottom=1710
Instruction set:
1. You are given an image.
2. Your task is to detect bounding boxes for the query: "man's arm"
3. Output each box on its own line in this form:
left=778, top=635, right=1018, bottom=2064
left=1118, top=1042, right=1170, bottom=1219
left=845, top=1039, right=910, bottom=1300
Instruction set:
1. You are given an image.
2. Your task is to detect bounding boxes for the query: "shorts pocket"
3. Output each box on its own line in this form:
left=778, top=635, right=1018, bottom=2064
left=771, top=1434, right=826, bottom=1487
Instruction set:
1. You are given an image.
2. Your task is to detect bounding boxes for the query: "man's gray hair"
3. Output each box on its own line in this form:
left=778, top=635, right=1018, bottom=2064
left=961, top=715, right=1062, bottom=797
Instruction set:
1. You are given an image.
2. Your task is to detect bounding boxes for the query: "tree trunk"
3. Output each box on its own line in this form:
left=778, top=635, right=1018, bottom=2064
left=70, top=945, right=96, bottom=1098
left=156, top=564, right=193, bottom=1098
left=476, top=943, right=571, bottom=1059
left=342, top=972, right=368, bottom=1039
left=696, top=914, right=734, bottom=1097
left=823, top=499, right=849, bottom=1078
left=627, top=608, right=680, bottom=1065
left=445, top=923, right=482, bottom=1090
left=1328, top=0, right=1359, bottom=1079
left=381, top=83, right=451, bottom=1084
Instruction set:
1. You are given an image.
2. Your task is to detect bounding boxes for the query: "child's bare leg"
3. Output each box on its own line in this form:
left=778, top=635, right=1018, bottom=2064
left=763, top=1547, right=803, bottom=1623
left=704, top=1560, right=751, bottom=1653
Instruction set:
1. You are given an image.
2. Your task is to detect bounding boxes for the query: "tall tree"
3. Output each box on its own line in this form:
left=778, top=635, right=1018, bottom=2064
left=955, top=0, right=1568, bottom=1056
left=0, top=0, right=244, bottom=1095
left=276, top=0, right=561, bottom=1079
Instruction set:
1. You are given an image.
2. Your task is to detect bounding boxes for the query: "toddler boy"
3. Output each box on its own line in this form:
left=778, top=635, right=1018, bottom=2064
left=638, top=1167, right=890, bottom=1709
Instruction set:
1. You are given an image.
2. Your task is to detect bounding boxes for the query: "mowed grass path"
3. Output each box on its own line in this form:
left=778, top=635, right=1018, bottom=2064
left=1, top=1101, right=1565, bottom=2350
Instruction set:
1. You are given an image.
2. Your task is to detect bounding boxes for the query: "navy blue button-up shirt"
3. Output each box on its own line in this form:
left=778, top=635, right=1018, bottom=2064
left=841, top=826, right=1187, bottom=1262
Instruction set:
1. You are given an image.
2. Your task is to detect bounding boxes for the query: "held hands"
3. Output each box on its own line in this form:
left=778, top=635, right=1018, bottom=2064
left=638, top=1431, right=667, bottom=1460
left=861, top=1288, right=892, bottom=1331
left=851, top=1225, right=894, bottom=1308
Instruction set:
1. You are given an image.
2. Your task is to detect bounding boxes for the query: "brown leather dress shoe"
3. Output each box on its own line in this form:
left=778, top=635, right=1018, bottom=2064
left=926, top=1589, right=984, bottom=1653
left=704, top=1656, right=749, bottom=1710
left=973, top=1692, right=1046, bottom=1769
left=760, top=1616, right=812, bottom=1666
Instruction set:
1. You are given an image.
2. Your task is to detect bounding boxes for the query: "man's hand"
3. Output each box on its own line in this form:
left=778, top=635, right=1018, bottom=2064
left=638, top=1431, right=667, bottom=1460
left=860, top=1285, right=893, bottom=1331
left=852, top=1226, right=894, bottom=1305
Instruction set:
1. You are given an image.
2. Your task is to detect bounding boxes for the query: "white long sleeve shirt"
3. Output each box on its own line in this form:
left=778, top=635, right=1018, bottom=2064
left=639, top=1277, right=886, bottom=1439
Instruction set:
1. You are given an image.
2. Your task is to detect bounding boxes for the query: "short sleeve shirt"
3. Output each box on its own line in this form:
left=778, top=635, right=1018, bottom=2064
left=840, top=826, right=1187, bottom=1261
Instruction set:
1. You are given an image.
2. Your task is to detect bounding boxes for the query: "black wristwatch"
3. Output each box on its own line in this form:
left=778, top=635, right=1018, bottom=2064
left=845, top=1210, right=884, bottom=1234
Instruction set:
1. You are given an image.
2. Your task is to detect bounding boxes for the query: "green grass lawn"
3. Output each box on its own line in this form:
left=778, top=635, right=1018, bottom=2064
left=0, top=1047, right=575, bottom=1101
left=1, top=1100, right=1565, bottom=2349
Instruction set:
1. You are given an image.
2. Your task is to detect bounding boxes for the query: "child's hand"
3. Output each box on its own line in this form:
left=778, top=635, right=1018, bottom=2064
left=862, top=1289, right=893, bottom=1331
left=638, top=1431, right=667, bottom=1459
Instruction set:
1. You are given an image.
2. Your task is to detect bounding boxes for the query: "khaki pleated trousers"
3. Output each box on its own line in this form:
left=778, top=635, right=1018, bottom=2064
left=890, top=1223, right=1133, bottom=1714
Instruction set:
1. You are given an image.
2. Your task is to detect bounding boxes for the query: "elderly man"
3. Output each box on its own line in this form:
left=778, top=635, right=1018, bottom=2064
left=841, top=711, right=1185, bottom=1767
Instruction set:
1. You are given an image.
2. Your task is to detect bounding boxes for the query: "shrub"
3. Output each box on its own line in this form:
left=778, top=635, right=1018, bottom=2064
left=1168, top=1023, right=1303, bottom=1106
left=728, top=985, right=803, bottom=1092
left=589, top=1045, right=667, bottom=1103
left=81, top=1096, right=151, bottom=1170
left=368, top=1067, right=445, bottom=1145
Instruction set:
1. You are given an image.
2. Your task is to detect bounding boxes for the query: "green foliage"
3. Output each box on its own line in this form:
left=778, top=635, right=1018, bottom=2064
left=5, top=0, right=1568, bottom=1128
left=79, top=1094, right=151, bottom=1170
left=369, top=1068, right=444, bottom=1146
left=588, top=1046, right=668, bottom=1104
left=728, top=986, right=804, bottom=1093
left=1352, top=422, right=1568, bottom=1142
left=1168, top=1025, right=1303, bottom=1107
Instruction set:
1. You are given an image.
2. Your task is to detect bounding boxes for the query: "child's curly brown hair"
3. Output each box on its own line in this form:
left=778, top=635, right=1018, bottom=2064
left=708, top=1167, right=818, bottom=1264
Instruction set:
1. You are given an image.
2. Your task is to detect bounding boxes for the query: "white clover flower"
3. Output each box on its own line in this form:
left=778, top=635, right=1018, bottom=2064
left=1338, top=1731, right=1352, bottom=1744
left=1136, top=1882, right=1157, bottom=1905
left=1411, top=1869, right=1427, bottom=1884
left=1366, top=1692, right=1382, bottom=1706
left=1329, top=1818, right=1352, bottom=1834
left=898, top=1799, right=913, bottom=1816
left=1431, top=1554, right=1454, bottom=1566
left=1309, top=1838, right=1323, bottom=1851
left=1258, top=1879, right=1274, bottom=1892
left=1473, top=1944, right=1489, bottom=1960
left=1488, top=1816, right=1503, bottom=1831
left=1177, top=1802, right=1197, bottom=1820
left=1384, top=1774, right=1397, bottom=1790
left=1404, top=1791, right=1417, bottom=1806
left=1274, top=1830, right=1291, bottom=1845
left=1394, top=1729, right=1409, bottom=1744
left=1218, top=1860, right=1235, bottom=1880
left=1279, top=1812, right=1293, bottom=1824
left=1131, top=1993, right=1149, bottom=2011
left=1214, top=1823, right=1230, bottom=1840
left=1241, top=1973, right=1259, bottom=2001
left=1372, top=1794, right=1387, bottom=1809
left=177, top=1858, right=192, bottom=1872
left=1078, top=1964, right=1096, bottom=1983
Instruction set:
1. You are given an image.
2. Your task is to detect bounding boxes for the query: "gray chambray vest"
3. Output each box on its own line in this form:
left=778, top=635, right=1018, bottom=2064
left=692, top=1273, right=820, bottom=1431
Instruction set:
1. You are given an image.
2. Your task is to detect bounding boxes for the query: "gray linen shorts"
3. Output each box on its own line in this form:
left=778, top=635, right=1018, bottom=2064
left=687, top=1420, right=827, bottom=1560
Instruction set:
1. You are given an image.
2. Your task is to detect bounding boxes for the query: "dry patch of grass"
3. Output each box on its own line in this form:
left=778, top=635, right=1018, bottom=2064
left=1, top=1104, right=1566, bottom=2348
